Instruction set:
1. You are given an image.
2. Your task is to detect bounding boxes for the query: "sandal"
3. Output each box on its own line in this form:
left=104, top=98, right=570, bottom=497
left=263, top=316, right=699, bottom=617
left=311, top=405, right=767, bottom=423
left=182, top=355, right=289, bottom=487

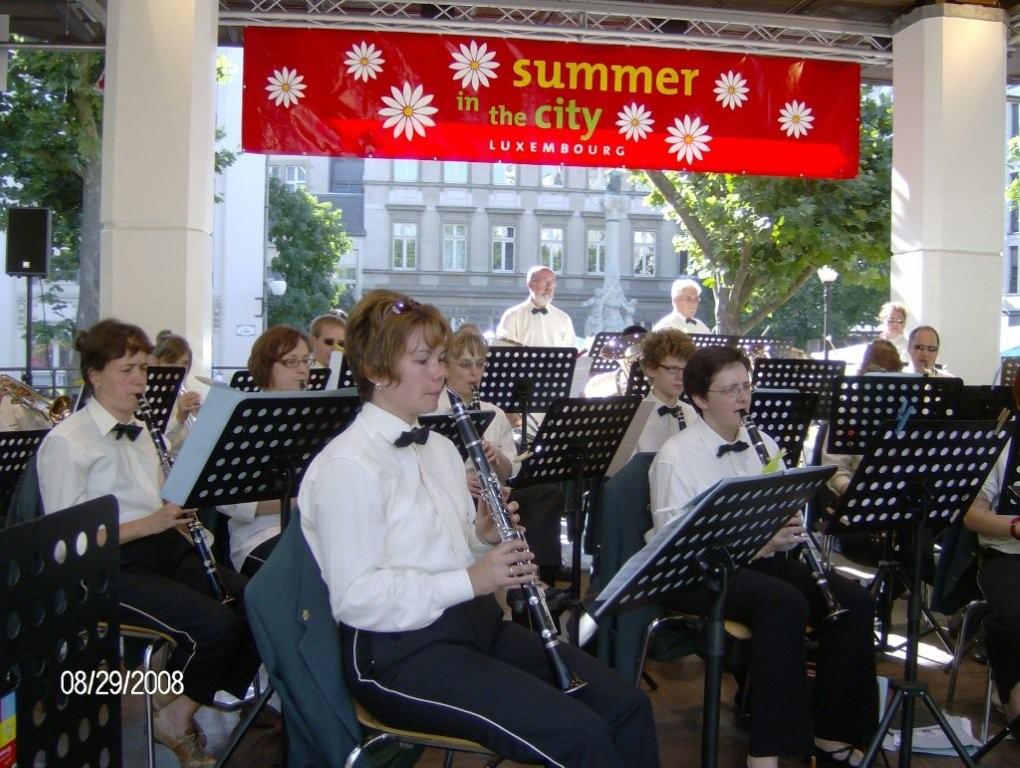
left=153, top=710, right=216, bottom=768
left=813, top=744, right=860, bottom=767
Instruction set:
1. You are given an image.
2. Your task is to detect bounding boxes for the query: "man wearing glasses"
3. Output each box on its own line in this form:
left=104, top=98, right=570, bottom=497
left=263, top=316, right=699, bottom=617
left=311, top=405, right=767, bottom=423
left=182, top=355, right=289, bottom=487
left=495, top=265, right=576, bottom=347
left=634, top=328, right=699, bottom=454
left=906, top=325, right=951, bottom=376
left=309, top=311, right=348, bottom=368
left=653, top=278, right=712, bottom=335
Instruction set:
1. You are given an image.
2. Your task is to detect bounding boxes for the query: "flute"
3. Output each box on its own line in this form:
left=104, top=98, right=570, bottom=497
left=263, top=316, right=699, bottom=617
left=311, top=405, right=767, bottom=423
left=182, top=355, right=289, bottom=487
left=738, top=409, right=847, bottom=624
left=448, top=388, right=586, bottom=694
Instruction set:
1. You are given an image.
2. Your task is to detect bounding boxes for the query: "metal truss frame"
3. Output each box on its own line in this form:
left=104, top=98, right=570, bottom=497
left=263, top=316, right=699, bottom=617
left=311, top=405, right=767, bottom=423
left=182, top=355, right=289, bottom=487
left=217, top=1, right=893, bottom=67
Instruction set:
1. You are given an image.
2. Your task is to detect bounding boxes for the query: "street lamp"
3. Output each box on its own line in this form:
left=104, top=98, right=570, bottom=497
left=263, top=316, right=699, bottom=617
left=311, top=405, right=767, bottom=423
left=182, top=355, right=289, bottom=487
left=817, top=266, right=839, bottom=360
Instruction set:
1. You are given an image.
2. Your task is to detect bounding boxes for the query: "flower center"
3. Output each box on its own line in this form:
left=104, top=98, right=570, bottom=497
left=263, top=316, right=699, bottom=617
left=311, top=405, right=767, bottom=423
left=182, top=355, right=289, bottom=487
left=684, top=135, right=693, bottom=145
left=470, top=61, right=480, bottom=70
left=360, top=56, right=369, bottom=65
left=727, top=86, right=736, bottom=95
left=630, top=117, right=640, bottom=127
left=792, top=115, right=800, bottom=123
left=403, top=106, right=415, bottom=117
left=281, top=83, right=290, bottom=92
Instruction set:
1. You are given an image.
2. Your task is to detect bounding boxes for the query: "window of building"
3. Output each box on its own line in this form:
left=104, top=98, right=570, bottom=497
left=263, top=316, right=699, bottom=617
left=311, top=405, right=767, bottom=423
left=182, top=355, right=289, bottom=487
left=491, top=163, right=517, bottom=186
left=588, top=168, right=609, bottom=190
left=1011, top=173, right=1019, bottom=234
left=393, top=159, right=420, bottom=182
left=392, top=222, right=418, bottom=270
left=442, top=223, right=468, bottom=271
left=443, top=161, right=469, bottom=184
left=541, top=165, right=565, bottom=188
left=586, top=228, right=606, bottom=274
left=270, top=164, right=307, bottom=192
left=540, top=227, right=565, bottom=273
left=1011, top=245, right=1019, bottom=294
left=491, top=225, right=516, bottom=272
left=633, top=230, right=656, bottom=276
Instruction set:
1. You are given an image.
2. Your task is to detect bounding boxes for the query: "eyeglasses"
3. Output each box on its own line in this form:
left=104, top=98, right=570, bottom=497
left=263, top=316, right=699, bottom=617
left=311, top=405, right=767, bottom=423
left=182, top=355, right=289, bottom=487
left=911, top=344, right=938, bottom=354
left=277, top=355, right=316, bottom=369
left=707, top=381, right=753, bottom=398
left=454, top=359, right=487, bottom=372
left=886, top=317, right=905, bottom=325
left=657, top=364, right=686, bottom=376
left=317, top=337, right=343, bottom=349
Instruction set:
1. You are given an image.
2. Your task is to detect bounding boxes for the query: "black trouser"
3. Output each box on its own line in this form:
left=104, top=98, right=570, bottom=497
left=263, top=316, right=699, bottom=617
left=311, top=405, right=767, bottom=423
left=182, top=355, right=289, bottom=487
left=509, top=483, right=563, bottom=572
left=342, top=595, right=659, bottom=768
left=978, top=549, right=1020, bottom=704
left=666, top=556, right=878, bottom=757
left=119, top=530, right=260, bottom=705
left=240, top=534, right=280, bottom=579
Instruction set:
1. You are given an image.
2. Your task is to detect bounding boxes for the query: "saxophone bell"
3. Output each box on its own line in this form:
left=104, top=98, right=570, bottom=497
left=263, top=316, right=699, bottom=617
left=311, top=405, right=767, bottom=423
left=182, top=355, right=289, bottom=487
left=0, top=373, right=73, bottom=425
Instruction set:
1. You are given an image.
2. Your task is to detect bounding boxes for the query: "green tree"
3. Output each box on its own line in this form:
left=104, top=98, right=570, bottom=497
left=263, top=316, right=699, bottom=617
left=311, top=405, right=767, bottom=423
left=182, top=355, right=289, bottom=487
left=265, top=176, right=352, bottom=327
left=644, top=87, right=892, bottom=336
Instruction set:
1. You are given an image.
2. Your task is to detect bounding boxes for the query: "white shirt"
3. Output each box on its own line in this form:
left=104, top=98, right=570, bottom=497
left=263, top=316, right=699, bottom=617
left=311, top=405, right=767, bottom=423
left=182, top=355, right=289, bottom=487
left=218, top=501, right=279, bottom=572
left=649, top=417, right=781, bottom=535
left=496, top=298, right=576, bottom=347
left=299, top=402, right=493, bottom=631
left=635, top=391, right=699, bottom=455
left=431, top=390, right=520, bottom=478
left=978, top=443, right=1020, bottom=555
left=37, top=397, right=163, bottom=525
left=652, top=311, right=711, bottom=335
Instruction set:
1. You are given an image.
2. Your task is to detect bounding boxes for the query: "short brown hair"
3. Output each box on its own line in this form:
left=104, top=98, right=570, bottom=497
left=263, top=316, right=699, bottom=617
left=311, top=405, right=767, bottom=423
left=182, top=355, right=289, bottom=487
left=448, top=325, right=488, bottom=361
left=153, top=333, right=193, bottom=372
left=248, top=325, right=312, bottom=389
left=346, top=289, right=451, bottom=400
left=683, top=345, right=751, bottom=410
left=860, top=339, right=904, bottom=373
left=641, top=328, right=696, bottom=373
left=75, top=319, right=153, bottom=384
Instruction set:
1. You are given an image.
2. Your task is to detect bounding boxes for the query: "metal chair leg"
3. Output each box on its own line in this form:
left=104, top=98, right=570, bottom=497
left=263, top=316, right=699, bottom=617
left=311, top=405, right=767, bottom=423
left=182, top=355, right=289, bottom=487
left=981, top=663, right=994, bottom=743
left=142, top=640, right=157, bottom=768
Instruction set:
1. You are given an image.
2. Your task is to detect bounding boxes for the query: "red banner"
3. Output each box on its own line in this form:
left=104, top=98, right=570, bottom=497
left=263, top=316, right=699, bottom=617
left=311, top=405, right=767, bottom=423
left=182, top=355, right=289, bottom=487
left=242, top=27, right=860, bottom=179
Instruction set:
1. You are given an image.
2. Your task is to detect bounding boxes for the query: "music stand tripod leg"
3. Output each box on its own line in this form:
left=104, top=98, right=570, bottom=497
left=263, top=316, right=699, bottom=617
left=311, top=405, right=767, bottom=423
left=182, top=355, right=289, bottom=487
left=971, top=713, right=1020, bottom=763
left=699, top=550, right=731, bottom=768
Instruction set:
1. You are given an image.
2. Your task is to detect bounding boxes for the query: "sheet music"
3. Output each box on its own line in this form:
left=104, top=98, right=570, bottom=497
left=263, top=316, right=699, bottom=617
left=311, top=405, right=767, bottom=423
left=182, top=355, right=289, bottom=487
left=326, top=349, right=344, bottom=390
left=606, top=398, right=654, bottom=477
left=570, top=356, right=593, bottom=397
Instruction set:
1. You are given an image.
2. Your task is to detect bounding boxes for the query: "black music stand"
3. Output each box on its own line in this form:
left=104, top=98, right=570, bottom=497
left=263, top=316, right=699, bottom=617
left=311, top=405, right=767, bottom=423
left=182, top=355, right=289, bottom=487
left=228, top=367, right=330, bottom=392
left=161, top=387, right=362, bottom=531
left=587, top=466, right=835, bottom=768
left=511, top=395, right=641, bottom=640
left=828, top=420, right=1010, bottom=768
left=999, top=356, right=1020, bottom=387
left=752, top=358, right=846, bottom=420
left=624, top=360, right=651, bottom=398
left=749, top=389, right=818, bottom=467
left=419, top=411, right=495, bottom=461
left=0, top=429, right=47, bottom=518
left=143, top=364, right=187, bottom=433
left=826, top=374, right=963, bottom=455
left=687, top=333, right=797, bottom=358
left=332, top=356, right=356, bottom=390
left=957, top=384, right=1013, bottom=421
left=477, top=346, right=577, bottom=449
left=1, top=495, right=121, bottom=767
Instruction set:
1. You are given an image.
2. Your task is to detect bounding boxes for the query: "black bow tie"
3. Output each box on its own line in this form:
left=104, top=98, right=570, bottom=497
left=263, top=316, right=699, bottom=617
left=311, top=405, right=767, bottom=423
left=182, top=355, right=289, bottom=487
left=394, top=426, right=429, bottom=448
left=531, top=306, right=548, bottom=315
left=657, top=404, right=687, bottom=430
left=685, top=317, right=698, bottom=325
left=716, top=440, right=749, bottom=457
left=113, top=422, right=143, bottom=441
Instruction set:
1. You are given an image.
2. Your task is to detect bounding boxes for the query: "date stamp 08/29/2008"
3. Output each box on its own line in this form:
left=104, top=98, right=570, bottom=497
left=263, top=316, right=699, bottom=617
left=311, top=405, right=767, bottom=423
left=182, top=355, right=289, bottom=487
left=59, top=669, right=184, bottom=697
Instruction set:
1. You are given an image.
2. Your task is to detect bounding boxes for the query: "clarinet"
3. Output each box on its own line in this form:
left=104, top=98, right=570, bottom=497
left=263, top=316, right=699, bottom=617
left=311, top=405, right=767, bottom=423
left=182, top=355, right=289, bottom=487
left=738, top=409, right=848, bottom=624
left=136, top=394, right=233, bottom=605
left=448, top=388, right=587, bottom=694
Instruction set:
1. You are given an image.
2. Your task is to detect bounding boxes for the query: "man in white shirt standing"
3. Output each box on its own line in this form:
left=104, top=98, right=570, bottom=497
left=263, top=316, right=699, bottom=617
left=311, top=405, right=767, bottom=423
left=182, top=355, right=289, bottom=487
left=496, top=265, right=576, bottom=347
left=652, top=278, right=712, bottom=335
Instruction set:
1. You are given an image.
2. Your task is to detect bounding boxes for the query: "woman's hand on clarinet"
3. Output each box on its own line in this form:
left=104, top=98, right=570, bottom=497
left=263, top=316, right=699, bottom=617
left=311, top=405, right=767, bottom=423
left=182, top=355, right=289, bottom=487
left=148, top=502, right=186, bottom=535
left=467, top=540, right=537, bottom=596
left=175, top=391, right=202, bottom=425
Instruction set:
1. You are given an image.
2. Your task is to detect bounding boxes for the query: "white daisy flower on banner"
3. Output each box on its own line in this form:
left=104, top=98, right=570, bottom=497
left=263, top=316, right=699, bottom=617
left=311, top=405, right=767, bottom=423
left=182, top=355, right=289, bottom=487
left=713, top=71, right=749, bottom=110
left=265, top=67, right=307, bottom=108
left=778, top=100, right=815, bottom=139
left=665, top=115, right=713, bottom=164
left=379, top=82, right=439, bottom=141
left=616, top=103, right=654, bottom=142
left=344, top=42, right=385, bottom=82
left=449, top=40, right=500, bottom=90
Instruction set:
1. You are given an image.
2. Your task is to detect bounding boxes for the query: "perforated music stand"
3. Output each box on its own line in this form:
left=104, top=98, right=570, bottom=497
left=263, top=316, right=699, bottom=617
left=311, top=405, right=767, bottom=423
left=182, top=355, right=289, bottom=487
left=419, top=411, right=495, bottom=461
left=332, top=356, right=356, bottom=390
left=511, top=395, right=641, bottom=639
left=624, top=360, right=651, bottom=398
left=477, top=346, right=577, bottom=449
left=826, top=374, right=963, bottom=455
left=829, top=420, right=1010, bottom=768
left=999, top=356, right=1020, bottom=387
left=0, top=495, right=121, bottom=767
left=228, top=368, right=330, bottom=392
left=142, top=364, right=186, bottom=433
left=748, top=389, right=818, bottom=467
left=588, top=466, right=835, bottom=768
left=752, top=358, right=846, bottom=420
left=687, top=333, right=797, bottom=358
left=0, top=428, right=47, bottom=514
left=162, top=387, right=362, bottom=530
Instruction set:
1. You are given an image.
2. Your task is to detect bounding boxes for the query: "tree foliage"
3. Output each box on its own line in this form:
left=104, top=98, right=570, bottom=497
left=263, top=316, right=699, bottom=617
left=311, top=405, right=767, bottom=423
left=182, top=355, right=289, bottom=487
left=265, top=176, right=352, bottom=327
left=643, top=87, right=892, bottom=336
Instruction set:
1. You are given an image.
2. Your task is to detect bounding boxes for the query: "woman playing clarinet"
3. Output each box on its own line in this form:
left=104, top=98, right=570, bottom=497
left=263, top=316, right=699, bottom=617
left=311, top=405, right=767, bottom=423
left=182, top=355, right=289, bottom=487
left=298, top=289, right=659, bottom=768
left=36, top=319, right=259, bottom=768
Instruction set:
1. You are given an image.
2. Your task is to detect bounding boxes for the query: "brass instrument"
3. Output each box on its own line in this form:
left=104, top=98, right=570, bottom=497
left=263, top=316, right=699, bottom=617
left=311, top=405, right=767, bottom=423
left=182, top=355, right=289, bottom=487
left=0, top=373, right=72, bottom=424
left=597, top=335, right=644, bottom=396
left=491, top=336, right=524, bottom=347
left=739, top=409, right=848, bottom=625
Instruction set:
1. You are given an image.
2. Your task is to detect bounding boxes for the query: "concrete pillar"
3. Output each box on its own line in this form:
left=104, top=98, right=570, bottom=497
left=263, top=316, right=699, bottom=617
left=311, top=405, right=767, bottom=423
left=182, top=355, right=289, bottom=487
left=891, top=5, right=1007, bottom=383
left=99, top=0, right=217, bottom=375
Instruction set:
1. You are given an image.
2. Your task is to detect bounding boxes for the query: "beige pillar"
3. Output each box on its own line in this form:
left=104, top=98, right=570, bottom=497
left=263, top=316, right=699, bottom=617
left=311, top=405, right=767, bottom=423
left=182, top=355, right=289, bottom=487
left=99, top=0, right=217, bottom=375
left=891, top=5, right=1007, bottom=383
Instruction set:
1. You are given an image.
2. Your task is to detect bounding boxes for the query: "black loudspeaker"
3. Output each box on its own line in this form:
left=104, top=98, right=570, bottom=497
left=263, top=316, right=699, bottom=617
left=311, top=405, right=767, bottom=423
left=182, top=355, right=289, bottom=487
left=5, top=207, right=52, bottom=277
